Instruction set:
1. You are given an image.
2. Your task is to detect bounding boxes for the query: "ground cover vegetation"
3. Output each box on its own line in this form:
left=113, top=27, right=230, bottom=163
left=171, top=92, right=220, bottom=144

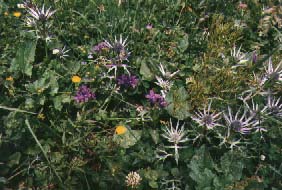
left=0, top=0, right=282, bottom=189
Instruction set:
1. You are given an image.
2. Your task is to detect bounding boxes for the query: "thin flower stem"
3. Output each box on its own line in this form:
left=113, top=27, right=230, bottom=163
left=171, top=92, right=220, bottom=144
left=0, top=105, right=37, bottom=115
left=25, top=119, right=65, bottom=189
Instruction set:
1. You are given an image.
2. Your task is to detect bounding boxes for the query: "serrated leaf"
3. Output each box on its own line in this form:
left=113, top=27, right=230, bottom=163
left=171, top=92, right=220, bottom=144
left=188, top=146, right=216, bottom=189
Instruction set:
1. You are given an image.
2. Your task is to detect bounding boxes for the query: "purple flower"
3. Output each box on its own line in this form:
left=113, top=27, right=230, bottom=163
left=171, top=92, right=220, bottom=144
left=74, top=85, right=96, bottom=103
left=117, top=74, right=139, bottom=88
left=145, top=89, right=167, bottom=107
left=91, top=41, right=110, bottom=53
left=146, top=23, right=153, bottom=30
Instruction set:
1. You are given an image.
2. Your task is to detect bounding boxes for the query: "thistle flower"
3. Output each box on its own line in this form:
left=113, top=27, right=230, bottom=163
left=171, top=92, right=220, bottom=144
left=244, top=99, right=268, bottom=133
left=191, top=101, right=221, bottom=129
left=161, top=178, right=182, bottom=190
left=266, top=95, right=282, bottom=117
left=264, top=58, right=282, bottom=82
left=155, top=76, right=173, bottom=98
left=145, top=89, right=167, bottom=108
left=223, top=107, right=257, bottom=135
left=52, top=46, right=70, bottom=59
left=25, top=17, right=37, bottom=27
left=26, top=4, right=56, bottom=21
left=74, top=85, right=96, bottom=103
left=162, top=119, right=188, bottom=164
left=244, top=99, right=267, bottom=119
left=105, top=35, right=131, bottom=61
left=230, top=45, right=250, bottom=66
left=125, top=171, right=142, bottom=188
left=155, top=148, right=173, bottom=161
left=158, top=63, right=179, bottom=79
left=117, top=74, right=139, bottom=88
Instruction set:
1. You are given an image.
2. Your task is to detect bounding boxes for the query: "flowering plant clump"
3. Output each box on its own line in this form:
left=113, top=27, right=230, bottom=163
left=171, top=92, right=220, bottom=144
left=117, top=74, right=139, bottom=88
left=74, top=85, right=96, bottom=103
left=1, top=1, right=282, bottom=190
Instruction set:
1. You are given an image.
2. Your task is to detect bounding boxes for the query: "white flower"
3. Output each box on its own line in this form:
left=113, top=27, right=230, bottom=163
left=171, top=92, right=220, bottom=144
left=191, top=101, right=221, bottom=129
left=266, top=95, right=282, bottom=117
left=26, top=4, right=56, bottom=21
left=161, top=178, right=182, bottom=190
left=230, top=45, right=250, bottom=65
left=155, top=76, right=173, bottom=98
left=264, top=58, right=282, bottom=82
left=244, top=99, right=267, bottom=118
left=162, top=119, right=188, bottom=164
left=125, top=171, right=142, bottom=188
left=158, top=63, right=179, bottom=79
left=52, top=46, right=70, bottom=59
left=223, top=106, right=258, bottom=135
left=243, top=99, right=268, bottom=133
left=25, top=17, right=37, bottom=27
left=17, top=4, right=25, bottom=8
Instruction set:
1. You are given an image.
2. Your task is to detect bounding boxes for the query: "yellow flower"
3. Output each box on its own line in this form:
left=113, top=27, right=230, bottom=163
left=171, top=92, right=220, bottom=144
left=37, top=113, right=45, bottom=120
left=72, top=76, right=81, bottom=83
left=37, top=88, right=44, bottom=94
left=4, top=12, right=9, bottom=16
left=115, top=125, right=127, bottom=135
left=6, top=76, right=13, bottom=81
left=13, top=11, right=21, bottom=17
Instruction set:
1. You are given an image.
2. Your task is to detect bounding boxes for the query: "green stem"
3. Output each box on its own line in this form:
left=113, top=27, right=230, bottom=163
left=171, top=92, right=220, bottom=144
left=0, top=105, right=37, bottom=115
left=25, top=119, right=65, bottom=188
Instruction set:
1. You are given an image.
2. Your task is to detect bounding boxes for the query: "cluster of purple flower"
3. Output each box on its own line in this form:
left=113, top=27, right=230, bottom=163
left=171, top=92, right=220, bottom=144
left=74, top=85, right=96, bottom=103
left=117, top=74, right=139, bottom=88
left=145, top=89, right=167, bottom=108
left=91, top=41, right=110, bottom=53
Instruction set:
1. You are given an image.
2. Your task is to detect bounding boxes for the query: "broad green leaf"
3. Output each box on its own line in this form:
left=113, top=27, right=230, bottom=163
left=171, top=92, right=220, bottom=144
left=166, top=87, right=190, bottom=120
left=7, top=152, right=21, bottom=167
left=113, top=130, right=141, bottom=148
left=140, top=61, right=154, bottom=80
left=10, top=38, right=37, bottom=76
left=188, top=146, right=217, bottom=189
left=220, top=151, right=245, bottom=184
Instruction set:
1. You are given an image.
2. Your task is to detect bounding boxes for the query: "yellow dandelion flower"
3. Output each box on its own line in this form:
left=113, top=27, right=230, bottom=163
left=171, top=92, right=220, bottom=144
left=13, top=11, right=21, bottom=17
left=72, top=76, right=81, bottom=83
left=6, top=76, right=13, bottom=81
left=115, top=125, right=127, bottom=135
left=4, top=12, right=9, bottom=16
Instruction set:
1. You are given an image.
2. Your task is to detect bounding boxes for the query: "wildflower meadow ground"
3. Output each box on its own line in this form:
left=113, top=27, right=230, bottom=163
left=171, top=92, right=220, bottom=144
left=0, top=0, right=282, bottom=189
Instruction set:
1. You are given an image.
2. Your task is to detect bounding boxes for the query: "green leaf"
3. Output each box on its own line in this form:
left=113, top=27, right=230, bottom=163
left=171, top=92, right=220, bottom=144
left=165, top=87, right=190, bottom=120
left=149, top=180, right=158, bottom=188
left=10, top=38, right=37, bottom=76
left=0, top=177, right=6, bottom=184
left=54, top=96, right=63, bottom=111
left=178, top=34, right=189, bottom=52
left=220, top=151, right=245, bottom=184
left=149, top=129, right=159, bottom=144
left=113, top=129, right=142, bottom=148
left=188, top=146, right=216, bottom=189
left=7, top=152, right=21, bottom=167
left=140, top=61, right=154, bottom=81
